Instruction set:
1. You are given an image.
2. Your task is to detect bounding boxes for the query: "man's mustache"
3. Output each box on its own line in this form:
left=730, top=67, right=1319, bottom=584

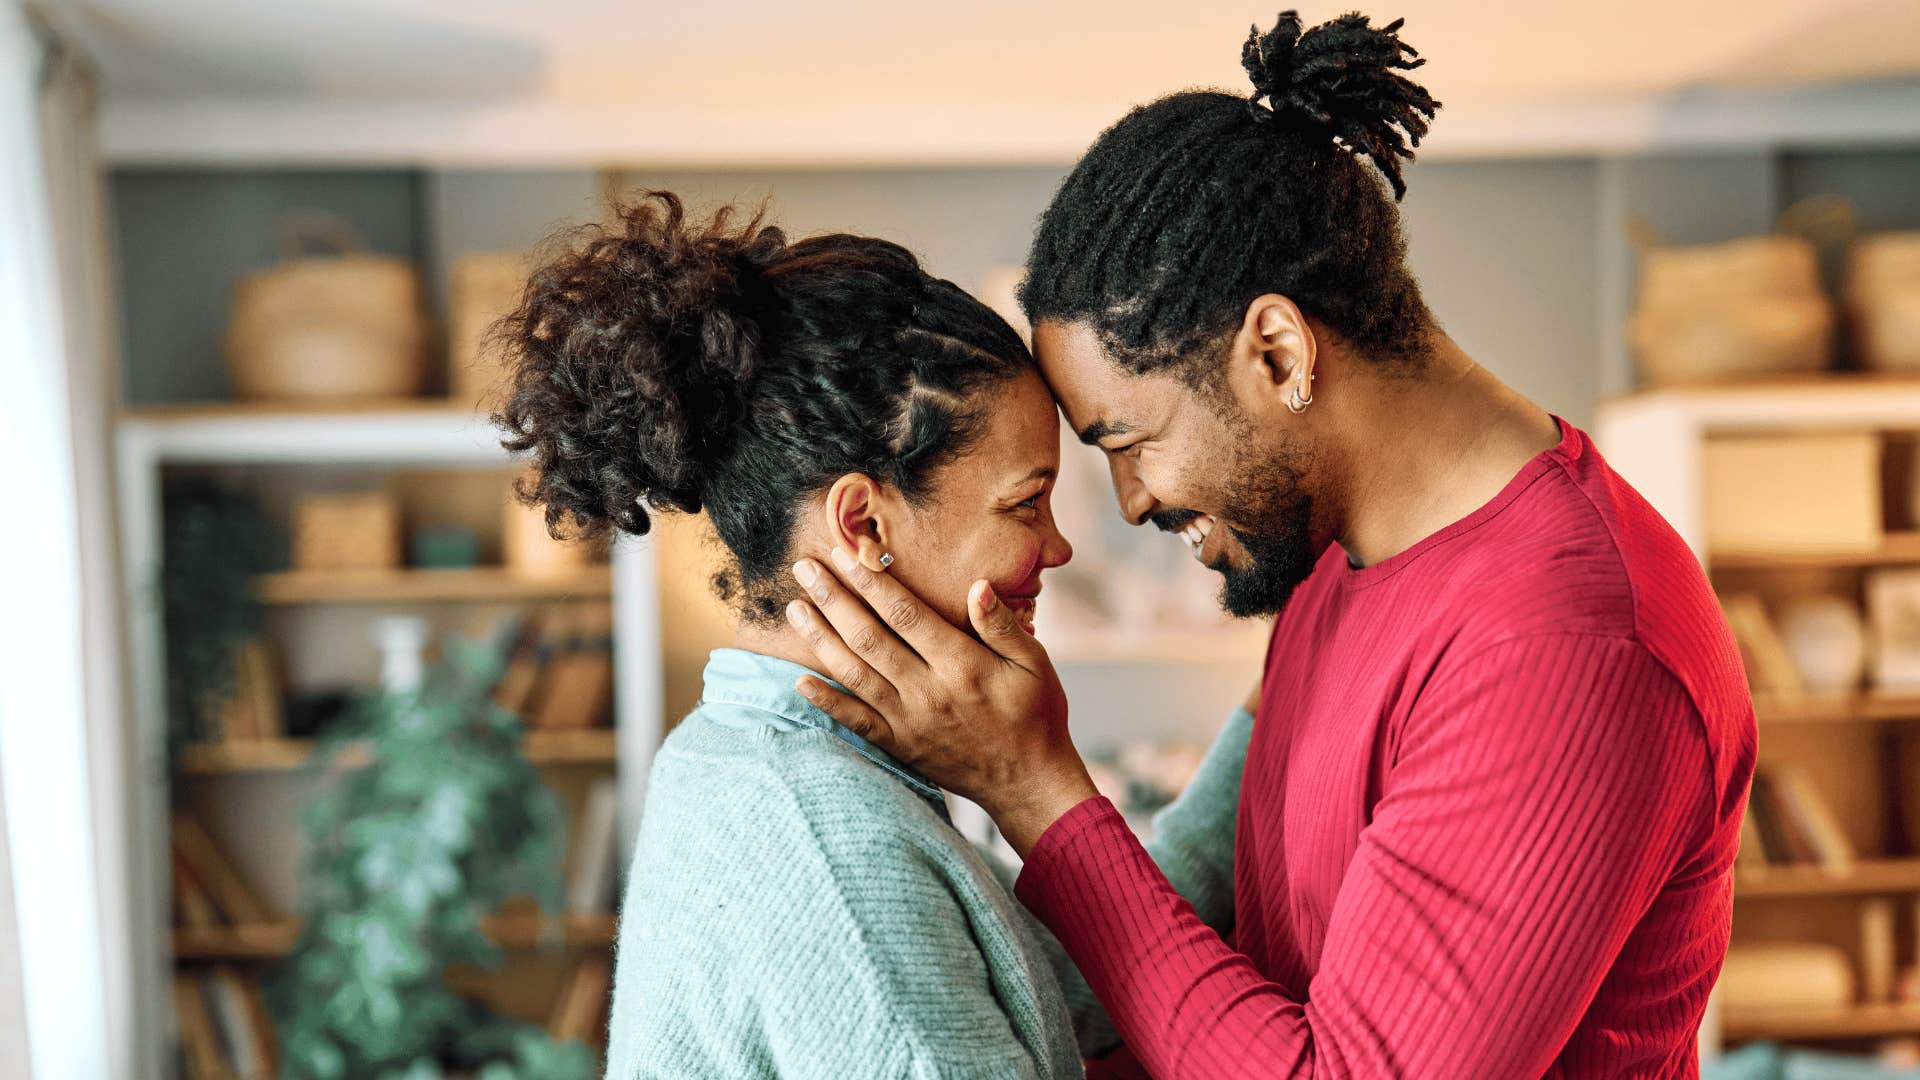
left=1149, top=508, right=1203, bottom=534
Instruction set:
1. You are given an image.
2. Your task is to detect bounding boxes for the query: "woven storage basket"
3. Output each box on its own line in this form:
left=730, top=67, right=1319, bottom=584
left=447, top=252, right=530, bottom=412
left=224, top=211, right=429, bottom=401
left=502, top=475, right=602, bottom=577
left=1627, top=231, right=1833, bottom=386
left=1848, top=232, right=1920, bottom=372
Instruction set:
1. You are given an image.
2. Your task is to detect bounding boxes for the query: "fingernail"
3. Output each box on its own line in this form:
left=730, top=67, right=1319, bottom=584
left=786, top=599, right=807, bottom=627
left=978, top=583, right=998, bottom=611
left=793, top=560, right=818, bottom=587
left=795, top=679, right=818, bottom=701
left=830, top=547, right=856, bottom=572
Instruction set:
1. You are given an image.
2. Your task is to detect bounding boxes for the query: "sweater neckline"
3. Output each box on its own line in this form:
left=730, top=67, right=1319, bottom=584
left=697, top=647, right=948, bottom=810
left=1337, top=416, right=1580, bottom=590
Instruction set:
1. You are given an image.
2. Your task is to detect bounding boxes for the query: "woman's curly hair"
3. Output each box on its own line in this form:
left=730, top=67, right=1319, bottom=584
left=1019, top=10, right=1442, bottom=381
left=491, top=191, right=1030, bottom=622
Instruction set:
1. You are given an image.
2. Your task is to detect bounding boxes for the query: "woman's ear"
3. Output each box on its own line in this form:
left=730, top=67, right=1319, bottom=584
left=1228, top=294, right=1317, bottom=415
left=821, top=473, right=898, bottom=572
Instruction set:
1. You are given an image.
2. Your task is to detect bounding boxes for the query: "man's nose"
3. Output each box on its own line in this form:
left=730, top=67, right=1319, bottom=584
left=1108, top=453, right=1156, bottom=527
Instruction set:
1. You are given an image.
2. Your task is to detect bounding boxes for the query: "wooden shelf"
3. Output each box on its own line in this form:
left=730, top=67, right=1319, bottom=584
left=1711, top=532, right=1920, bottom=571
left=1723, top=1002, right=1920, bottom=1041
left=1736, top=858, right=1920, bottom=899
left=172, top=912, right=617, bottom=960
left=1754, top=694, right=1920, bottom=726
left=176, top=729, right=618, bottom=774
left=254, top=566, right=612, bottom=604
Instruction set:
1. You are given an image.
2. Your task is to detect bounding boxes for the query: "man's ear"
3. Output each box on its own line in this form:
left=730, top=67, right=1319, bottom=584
left=1227, top=294, right=1316, bottom=413
left=821, top=473, right=898, bottom=572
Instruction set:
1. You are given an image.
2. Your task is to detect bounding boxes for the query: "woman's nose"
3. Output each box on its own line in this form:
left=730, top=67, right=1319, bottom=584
left=1042, top=520, right=1073, bottom=570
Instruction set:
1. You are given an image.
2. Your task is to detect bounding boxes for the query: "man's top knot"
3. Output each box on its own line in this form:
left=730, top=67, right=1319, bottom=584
left=1240, top=9, right=1441, bottom=199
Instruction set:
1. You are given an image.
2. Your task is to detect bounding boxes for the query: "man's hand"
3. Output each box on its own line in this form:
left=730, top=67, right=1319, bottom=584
left=785, top=547, right=1100, bottom=853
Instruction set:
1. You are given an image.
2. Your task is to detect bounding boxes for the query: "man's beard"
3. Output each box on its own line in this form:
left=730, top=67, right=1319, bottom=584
left=1152, top=443, right=1318, bottom=618
left=1215, top=454, right=1317, bottom=617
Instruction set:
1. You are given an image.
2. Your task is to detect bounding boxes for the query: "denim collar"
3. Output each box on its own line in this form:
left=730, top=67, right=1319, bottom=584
left=698, top=648, right=949, bottom=816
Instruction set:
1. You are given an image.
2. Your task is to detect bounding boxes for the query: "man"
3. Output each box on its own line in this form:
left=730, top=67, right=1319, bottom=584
left=781, top=11, right=1754, bottom=1078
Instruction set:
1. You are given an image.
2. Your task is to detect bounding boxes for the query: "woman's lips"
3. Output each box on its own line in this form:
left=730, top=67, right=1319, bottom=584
left=1002, top=591, right=1040, bottom=632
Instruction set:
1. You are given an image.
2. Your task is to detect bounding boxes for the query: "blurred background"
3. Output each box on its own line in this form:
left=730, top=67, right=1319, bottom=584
left=6, top=1, right=1920, bottom=1078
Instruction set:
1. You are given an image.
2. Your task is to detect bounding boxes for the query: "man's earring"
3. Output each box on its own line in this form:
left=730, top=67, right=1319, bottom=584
left=1287, top=374, right=1315, bottom=415
left=879, top=552, right=894, bottom=570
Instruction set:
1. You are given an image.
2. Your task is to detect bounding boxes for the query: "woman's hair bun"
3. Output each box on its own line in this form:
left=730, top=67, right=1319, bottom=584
left=1240, top=9, right=1440, bottom=199
left=492, top=190, right=787, bottom=539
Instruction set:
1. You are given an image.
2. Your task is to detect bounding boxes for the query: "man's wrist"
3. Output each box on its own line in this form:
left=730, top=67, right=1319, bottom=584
left=986, top=758, right=1101, bottom=857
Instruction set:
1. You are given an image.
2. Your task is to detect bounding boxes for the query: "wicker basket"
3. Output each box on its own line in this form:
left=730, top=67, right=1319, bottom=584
left=224, top=211, right=429, bottom=402
left=1848, top=232, right=1920, bottom=372
left=448, top=252, right=530, bottom=412
left=502, top=476, right=602, bottom=577
left=1627, top=232, right=1834, bottom=386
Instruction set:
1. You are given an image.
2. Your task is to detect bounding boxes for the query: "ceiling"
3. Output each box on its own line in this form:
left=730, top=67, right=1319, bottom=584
left=49, top=0, right=1920, bottom=164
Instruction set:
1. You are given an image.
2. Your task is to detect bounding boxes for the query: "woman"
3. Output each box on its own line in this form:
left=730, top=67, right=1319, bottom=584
left=493, top=191, right=1095, bottom=1078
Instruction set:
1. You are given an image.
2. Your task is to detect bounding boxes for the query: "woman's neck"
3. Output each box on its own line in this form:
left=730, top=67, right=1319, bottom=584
left=731, top=619, right=828, bottom=678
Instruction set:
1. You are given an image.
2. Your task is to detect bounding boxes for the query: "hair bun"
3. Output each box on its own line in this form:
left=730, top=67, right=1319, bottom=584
left=493, top=191, right=787, bottom=539
left=1241, top=10, right=1440, bottom=199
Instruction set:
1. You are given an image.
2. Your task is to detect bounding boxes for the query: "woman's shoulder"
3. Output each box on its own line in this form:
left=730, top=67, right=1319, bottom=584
left=643, top=709, right=961, bottom=870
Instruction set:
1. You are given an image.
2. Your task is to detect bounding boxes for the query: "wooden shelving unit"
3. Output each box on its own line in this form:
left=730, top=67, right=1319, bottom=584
left=1711, top=532, right=1920, bottom=571
left=1755, top=694, right=1920, bottom=726
left=1596, top=382, right=1920, bottom=1059
left=1738, top=859, right=1920, bottom=900
left=254, top=566, right=612, bottom=605
left=117, top=401, right=660, bottom=1080
left=176, top=729, right=619, bottom=774
left=172, top=913, right=618, bottom=961
left=1723, top=1003, right=1920, bottom=1042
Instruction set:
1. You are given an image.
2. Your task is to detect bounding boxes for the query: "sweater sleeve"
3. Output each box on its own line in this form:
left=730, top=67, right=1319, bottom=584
left=1015, top=634, right=1712, bottom=1079
left=755, top=830, right=1054, bottom=1080
left=987, top=706, right=1253, bottom=1059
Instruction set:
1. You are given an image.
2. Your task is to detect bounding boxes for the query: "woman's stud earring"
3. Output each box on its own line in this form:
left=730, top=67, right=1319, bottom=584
left=879, top=552, right=894, bottom=569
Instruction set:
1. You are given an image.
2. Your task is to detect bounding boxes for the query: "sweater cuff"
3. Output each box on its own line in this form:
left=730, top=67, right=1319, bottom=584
left=1015, top=795, right=1154, bottom=928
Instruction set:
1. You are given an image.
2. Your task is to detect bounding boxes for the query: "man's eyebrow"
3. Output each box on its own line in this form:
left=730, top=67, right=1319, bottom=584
left=1076, top=419, right=1131, bottom=446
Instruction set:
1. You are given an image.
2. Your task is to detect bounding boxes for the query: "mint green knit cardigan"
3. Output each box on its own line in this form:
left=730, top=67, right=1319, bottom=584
left=604, top=648, right=1251, bottom=1079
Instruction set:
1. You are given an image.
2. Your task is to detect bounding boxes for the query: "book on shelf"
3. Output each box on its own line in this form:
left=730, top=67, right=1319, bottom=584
left=1736, top=812, right=1769, bottom=873
left=212, top=638, right=285, bottom=743
left=491, top=602, right=615, bottom=730
left=548, top=954, right=613, bottom=1045
left=492, top=606, right=554, bottom=716
left=567, top=777, right=621, bottom=916
left=1740, top=767, right=1854, bottom=872
left=1862, top=898, right=1898, bottom=1003
left=1722, top=594, right=1808, bottom=700
left=1769, top=764, right=1856, bottom=872
left=173, top=968, right=277, bottom=1080
left=533, top=603, right=614, bottom=731
left=171, top=972, right=227, bottom=1080
left=171, top=810, right=277, bottom=926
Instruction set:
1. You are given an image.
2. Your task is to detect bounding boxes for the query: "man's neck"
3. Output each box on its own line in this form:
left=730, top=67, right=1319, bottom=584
left=1326, top=333, right=1562, bottom=568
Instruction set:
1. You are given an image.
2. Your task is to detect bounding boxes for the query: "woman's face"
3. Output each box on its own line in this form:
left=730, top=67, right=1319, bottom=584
left=885, top=369, right=1074, bottom=635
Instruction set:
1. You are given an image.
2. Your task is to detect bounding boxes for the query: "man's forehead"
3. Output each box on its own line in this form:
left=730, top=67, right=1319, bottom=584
left=1032, top=319, right=1126, bottom=433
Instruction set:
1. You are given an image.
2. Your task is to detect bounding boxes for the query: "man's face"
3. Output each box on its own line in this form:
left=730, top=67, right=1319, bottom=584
left=1032, top=319, right=1325, bottom=617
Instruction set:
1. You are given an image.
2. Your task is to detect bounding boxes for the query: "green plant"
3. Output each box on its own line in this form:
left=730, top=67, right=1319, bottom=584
left=161, top=480, right=284, bottom=757
left=270, top=638, right=594, bottom=1080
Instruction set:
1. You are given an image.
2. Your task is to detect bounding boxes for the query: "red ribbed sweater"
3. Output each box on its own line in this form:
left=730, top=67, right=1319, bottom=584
left=1016, top=420, right=1756, bottom=1079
